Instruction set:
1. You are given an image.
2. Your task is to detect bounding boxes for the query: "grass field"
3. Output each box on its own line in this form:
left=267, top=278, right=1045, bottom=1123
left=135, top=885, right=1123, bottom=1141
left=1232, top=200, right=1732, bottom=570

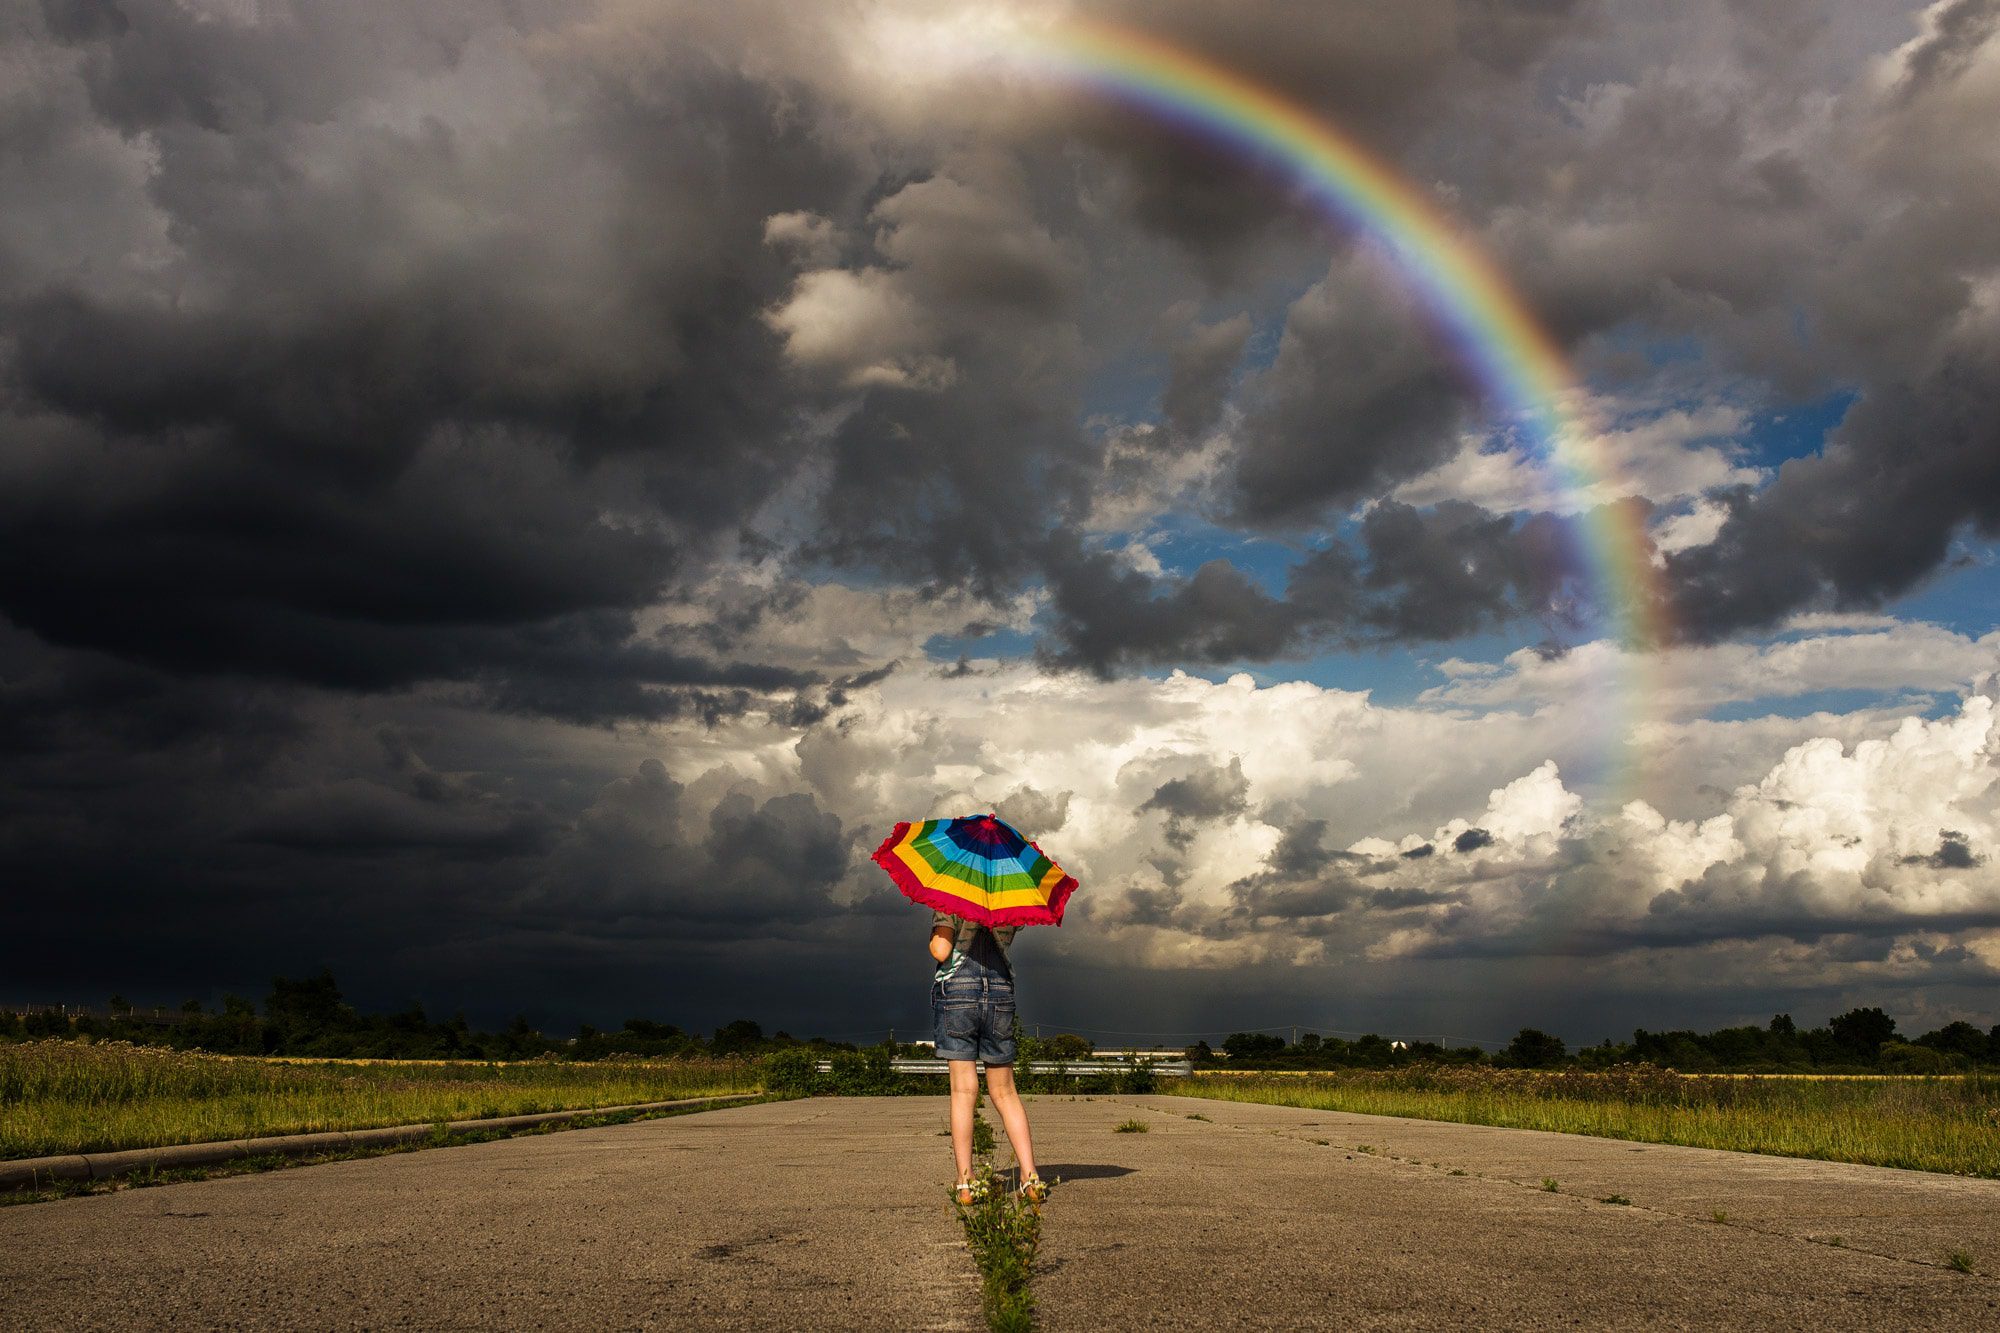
left=1169, top=1066, right=2000, bottom=1178
left=1, top=1041, right=762, bottom=1159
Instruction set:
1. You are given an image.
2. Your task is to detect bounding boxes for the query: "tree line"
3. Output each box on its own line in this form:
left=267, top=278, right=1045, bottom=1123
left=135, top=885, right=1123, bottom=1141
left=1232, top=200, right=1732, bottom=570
left=1202, top=1008, right=2000, bottom=1073
left=6, top=976, right=1996, bottom=1072
left=0, top=972, right=829, bottom=1062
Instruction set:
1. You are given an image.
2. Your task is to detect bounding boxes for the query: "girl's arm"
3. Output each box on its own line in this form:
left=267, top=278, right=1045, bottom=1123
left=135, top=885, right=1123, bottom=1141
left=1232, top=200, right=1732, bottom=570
left=929, top=924, right=955, bottom=963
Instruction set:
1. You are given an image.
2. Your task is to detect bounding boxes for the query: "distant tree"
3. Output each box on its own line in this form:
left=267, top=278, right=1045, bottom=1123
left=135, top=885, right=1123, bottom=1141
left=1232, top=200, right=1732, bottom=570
left=1575, top=1038, right=1623, bottom=1069
left=222, top=994, right=256, bottom=1018
left=1185, top=1039, right=1215, bottom=1064
left=623, top=1018, right=684, bottom=1040
left=1043, top=1033, right=1093, bottom=1059
left=1828, top=1007, right=1898, bottom=1062
left=1505, top=1028, right=1567, bottom=1068
left=1916, top=1021, right=1989, bottom=1062
left=25, top=1010, right=69, bottom=1038
left=1352, top=1033, right=1395, bottom=1066
left=108, top=994, right=131, bottom=1015
left=181, top=997, right=205, bottom=1015
left=1297, top=1031, right=1323, bottom=1051
left=502, top=1014, right=542, bottom=1057
left=388, top=1002, right=429, bottom=1035
left=1768, top=1013, right=1796, bottom=1037
left=266, top=971, right=348, bottom=1031
left=1222, top=1032, right=1285, bottom=1062
left=1795, top=1025, right=1838, bottom=1065
left=1878, top=1041, right=1947, bottom=1074
left=711, top=1019, right=764, bottom=1055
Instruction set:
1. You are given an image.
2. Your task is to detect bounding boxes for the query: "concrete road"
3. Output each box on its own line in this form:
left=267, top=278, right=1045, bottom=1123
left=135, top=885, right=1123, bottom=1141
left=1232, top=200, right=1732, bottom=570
left=1036, top=1094, right=2000, bottom=1331
left=0, top=1099, right=978, bottom=1332
left=4, top=1094, right=1999, bottom=1330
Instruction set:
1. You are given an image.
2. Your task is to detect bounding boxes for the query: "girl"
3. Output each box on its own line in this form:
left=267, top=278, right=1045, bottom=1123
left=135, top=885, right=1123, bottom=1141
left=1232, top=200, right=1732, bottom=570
left=929, top=908, right=1045, bottom=1205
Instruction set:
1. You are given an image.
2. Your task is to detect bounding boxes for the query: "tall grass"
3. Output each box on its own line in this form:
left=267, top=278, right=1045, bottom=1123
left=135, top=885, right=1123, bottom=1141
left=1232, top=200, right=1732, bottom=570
left=1, top=1041, right=762, bottom=1159
left=1171, top=1066, right=2000, bottom=1177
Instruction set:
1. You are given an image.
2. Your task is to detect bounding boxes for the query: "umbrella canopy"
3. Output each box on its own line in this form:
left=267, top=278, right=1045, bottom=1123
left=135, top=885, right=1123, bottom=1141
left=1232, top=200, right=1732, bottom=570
left=872, top=814, right=1078, bottom=928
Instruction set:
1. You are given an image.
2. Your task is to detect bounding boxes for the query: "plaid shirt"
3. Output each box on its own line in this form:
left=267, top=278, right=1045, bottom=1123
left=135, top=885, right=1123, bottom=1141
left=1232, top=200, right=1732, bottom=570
left=932, top=909, right=1017, bottom=981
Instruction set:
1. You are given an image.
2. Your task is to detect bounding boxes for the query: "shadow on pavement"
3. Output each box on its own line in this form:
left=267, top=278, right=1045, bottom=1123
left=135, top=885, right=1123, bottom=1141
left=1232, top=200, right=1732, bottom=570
left=1038, top=1164, right=1137, bottom=1182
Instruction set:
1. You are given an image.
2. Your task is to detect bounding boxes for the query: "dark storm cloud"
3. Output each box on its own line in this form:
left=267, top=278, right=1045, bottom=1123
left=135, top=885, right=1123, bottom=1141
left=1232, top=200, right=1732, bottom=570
left=0, top=623, right=871, bottom=1021
left=236, top=780, right=551, bottom=858
left=776, top=155, right=1101, bottom=597
left=1355, top=502, right=1590, bottom=641
left=1229, top=256, right=1474, bottom=525
left=5, top=0, right=1997, bottom=1042
left=15, top=0, right=1964, bottom=704
left=811, top=383, right=1095, bottom=596
left=1231, top=875, right=1367, bottom=922
left=1, top=0, right=855, bottom=719
left=1218, top=821, right=1376, bottom=923
left=1040, top=501, right=1592, bottom=673
left=1039, top=533, right=1300, bottom=674
left=1665, top=352, right=2000, bottom=639
left=1160, top=313, right=1251, bottom=443
left=1901, top=830, right=1984, bottom=871
left=992, top=784, right=1073, bottom=837
left=1141, top=754, right=1249, bottom=849
left=1061, top=0, right=1593, bottom=269
left=1263, top=820, right=1343, bottom=878
left=1459, top=2, right=2000, bottom=641
left=1891, top=0, right=2000, bottom=96
left=0, top=0, right=920, bottom=1027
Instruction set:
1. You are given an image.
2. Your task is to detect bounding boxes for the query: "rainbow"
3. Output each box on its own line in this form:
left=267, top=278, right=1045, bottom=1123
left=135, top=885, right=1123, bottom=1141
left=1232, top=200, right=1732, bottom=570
left=1020, top=18, right=1666, bottom=645
left=977, top=16, right=1672, bottom=779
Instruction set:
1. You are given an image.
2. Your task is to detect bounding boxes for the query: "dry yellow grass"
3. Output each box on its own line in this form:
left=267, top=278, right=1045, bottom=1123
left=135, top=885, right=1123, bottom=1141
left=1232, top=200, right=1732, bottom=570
left=2, top=1041, right=762, bottom=1158
left=1170, top=1066, right=2000, bottom=1177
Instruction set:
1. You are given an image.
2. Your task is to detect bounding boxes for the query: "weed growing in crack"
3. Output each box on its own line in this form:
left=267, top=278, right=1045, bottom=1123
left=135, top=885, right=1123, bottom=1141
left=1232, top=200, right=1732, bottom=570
left=954, top=1164, right=1050, bottom=1333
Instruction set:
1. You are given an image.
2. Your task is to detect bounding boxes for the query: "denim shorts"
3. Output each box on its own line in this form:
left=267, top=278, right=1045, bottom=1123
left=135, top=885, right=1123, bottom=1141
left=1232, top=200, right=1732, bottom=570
left=933, top=969, right=1017, bottom=1065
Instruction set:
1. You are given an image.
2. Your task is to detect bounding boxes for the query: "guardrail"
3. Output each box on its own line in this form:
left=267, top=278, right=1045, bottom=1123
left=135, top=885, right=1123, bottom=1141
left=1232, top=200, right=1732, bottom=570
left=816, top=1057, right=1192, bottom=1077
left=2, top=1004, right=183, bottom=1027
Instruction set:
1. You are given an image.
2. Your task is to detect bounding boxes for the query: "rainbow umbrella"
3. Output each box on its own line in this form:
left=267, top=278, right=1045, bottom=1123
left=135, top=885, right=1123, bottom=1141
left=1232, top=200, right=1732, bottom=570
left=871, top=814, right=1078, bottom=928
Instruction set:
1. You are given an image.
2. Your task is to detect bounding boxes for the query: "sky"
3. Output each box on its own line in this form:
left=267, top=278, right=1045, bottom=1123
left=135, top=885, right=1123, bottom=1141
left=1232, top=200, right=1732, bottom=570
left=3, top=0, right=1998, bottom=1047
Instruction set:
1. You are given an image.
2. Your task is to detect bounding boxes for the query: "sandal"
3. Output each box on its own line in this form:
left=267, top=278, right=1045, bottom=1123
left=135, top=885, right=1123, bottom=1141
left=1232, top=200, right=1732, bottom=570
left=1017, top=1173, right=1047, bottom=1205
left=952, top=1178, right=987, bottom=1205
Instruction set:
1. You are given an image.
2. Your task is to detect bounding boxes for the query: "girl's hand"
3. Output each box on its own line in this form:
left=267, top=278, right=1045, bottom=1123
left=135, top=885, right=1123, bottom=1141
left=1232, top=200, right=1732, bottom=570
left=929, top=924, right=954, bottom=963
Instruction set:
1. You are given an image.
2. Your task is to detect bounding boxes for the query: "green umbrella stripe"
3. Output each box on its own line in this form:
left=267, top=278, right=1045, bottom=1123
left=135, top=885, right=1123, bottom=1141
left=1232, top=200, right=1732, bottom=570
left=904, top=837, right=1054, bottom=895
left=913, top=826, right=1058, bottom=884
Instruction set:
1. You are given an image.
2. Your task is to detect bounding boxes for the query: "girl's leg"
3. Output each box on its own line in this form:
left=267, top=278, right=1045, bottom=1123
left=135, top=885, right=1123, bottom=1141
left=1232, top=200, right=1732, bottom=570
left=982, top=1063, right=1037, bottom=1181
left=948, top=1059, right=980, bottom=1189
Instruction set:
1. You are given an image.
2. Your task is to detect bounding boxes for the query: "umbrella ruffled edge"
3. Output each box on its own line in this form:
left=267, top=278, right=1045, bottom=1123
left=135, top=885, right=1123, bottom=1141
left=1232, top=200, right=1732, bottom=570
left=871, top=822, right=1078, bottom=928
left=984, top=872, right=1077, bottom=928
